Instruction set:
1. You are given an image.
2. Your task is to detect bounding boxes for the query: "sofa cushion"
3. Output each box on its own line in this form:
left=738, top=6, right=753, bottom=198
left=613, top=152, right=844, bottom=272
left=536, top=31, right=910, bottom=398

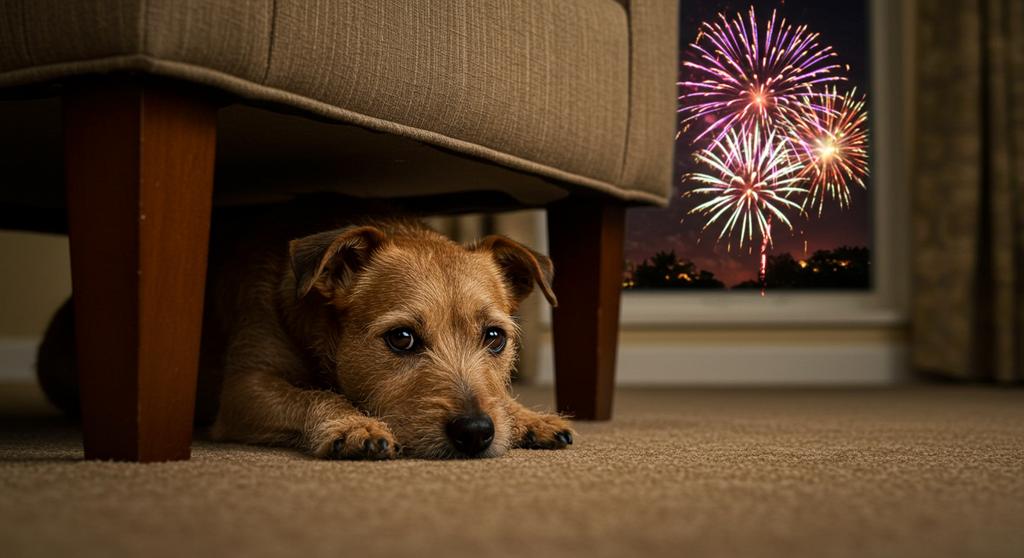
left=0, top=0, right=674, bottom=206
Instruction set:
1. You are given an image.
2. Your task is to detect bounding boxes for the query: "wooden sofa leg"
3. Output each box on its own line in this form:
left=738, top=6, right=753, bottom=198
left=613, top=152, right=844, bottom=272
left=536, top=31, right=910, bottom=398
left=64, top=80, right=217, bottom=462
left=547, top=198, right=625, bottom=421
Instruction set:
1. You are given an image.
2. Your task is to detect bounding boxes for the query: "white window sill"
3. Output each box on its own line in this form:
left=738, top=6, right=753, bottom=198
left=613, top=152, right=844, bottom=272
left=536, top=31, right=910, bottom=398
left=619, top=291, right=907, bottom=328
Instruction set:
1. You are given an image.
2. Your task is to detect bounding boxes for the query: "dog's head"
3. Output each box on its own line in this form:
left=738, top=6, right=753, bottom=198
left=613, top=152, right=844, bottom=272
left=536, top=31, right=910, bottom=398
left=289, top=222, right=556, bottom=459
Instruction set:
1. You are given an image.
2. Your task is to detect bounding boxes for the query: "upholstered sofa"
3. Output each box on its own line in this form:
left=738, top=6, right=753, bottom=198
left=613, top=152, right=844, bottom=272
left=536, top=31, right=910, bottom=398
left=0, top=0, right=677, bottom=461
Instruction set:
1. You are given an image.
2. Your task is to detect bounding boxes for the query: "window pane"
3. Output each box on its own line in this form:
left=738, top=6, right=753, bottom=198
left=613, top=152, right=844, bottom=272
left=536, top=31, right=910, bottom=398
left=625, top=0, right=872, bottom=292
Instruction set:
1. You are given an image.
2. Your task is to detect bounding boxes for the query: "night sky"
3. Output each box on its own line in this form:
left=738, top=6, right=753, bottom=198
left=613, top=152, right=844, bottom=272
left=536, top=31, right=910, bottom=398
left=625, top=0, right=872, bottom=288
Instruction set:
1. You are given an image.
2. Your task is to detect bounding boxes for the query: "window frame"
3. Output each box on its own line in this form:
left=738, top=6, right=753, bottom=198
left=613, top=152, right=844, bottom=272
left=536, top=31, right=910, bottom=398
left=617, top=0, right=910, bottom=328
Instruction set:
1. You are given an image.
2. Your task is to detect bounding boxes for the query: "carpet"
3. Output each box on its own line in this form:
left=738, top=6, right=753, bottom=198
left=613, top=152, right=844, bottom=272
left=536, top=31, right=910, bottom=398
left=1, top=383, right=1022, bottom=558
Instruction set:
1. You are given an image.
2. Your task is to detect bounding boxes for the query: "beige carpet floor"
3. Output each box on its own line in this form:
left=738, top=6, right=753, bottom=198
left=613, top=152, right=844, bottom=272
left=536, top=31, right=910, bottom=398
left=1, top=383, right=1022, bottom=558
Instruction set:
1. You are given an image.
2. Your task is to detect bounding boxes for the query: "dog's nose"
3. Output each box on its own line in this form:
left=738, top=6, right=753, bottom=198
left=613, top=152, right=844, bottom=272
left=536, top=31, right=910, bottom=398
left=446, top=414, right=495, bottom=456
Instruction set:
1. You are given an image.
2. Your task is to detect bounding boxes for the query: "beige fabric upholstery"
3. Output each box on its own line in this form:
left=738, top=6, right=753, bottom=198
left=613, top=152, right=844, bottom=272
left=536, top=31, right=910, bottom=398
left=0, top=0, right=677, bottom=206
left=620, top=0, right=679, bottom=195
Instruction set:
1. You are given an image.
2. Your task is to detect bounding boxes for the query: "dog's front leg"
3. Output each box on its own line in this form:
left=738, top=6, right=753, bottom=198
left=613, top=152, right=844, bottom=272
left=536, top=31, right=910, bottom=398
left=506, top=399, right=575, bottom=450
left=212, top=371, right=400, bottom=460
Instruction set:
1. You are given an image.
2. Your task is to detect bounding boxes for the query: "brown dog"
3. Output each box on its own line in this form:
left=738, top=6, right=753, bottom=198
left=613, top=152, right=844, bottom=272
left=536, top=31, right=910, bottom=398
left=203, top=215, right=573, bottom=459
left=37, top=207, right=573, bottom=459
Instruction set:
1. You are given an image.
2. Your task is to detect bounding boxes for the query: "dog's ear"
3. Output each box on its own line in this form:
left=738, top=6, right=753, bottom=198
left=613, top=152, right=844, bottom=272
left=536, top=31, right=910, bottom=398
left=289, top=226, right=386, bottom=299
left=476, top=235, right=557, bottom=308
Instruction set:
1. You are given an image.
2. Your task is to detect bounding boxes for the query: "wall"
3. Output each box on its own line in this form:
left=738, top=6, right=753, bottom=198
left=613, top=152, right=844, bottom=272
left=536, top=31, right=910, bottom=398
left=536, top=325, right=909, bottom=386
left=0, top=224, right=910, bottom=385
left=0, top=231, right=71, bottom=380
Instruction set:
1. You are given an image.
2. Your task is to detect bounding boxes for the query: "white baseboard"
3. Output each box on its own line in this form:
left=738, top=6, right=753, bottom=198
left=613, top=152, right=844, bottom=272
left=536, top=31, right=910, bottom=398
left=536, top=338, right=909, bottom=386
left=0, top=337, right=38, bottom=381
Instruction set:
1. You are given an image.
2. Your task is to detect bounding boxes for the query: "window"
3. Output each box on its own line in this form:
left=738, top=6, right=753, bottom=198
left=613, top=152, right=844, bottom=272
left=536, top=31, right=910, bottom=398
left=621, top=0, right=908, bottom=326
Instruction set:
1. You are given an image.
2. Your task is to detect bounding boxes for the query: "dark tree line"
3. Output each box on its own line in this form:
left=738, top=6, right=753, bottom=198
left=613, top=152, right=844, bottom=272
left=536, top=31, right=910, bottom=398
left=732, top=246, right=870, bottom=289
left=627, top=246, right=870, bottom=290
left=629, top=250, right=725, bottom=289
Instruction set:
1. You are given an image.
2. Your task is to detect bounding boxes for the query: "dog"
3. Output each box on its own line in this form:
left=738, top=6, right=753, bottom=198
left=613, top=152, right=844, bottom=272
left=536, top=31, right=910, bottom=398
left=39, top=207, right=573, bottom=460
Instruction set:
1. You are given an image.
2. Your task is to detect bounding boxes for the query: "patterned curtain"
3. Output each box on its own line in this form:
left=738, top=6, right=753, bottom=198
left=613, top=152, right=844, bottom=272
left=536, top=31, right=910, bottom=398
left=912, top=0, right=1024, bottom=382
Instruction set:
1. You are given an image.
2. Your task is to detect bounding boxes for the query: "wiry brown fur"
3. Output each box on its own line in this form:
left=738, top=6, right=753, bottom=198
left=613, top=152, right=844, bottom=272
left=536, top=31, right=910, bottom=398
left=207, top=216, right=573, bottom=460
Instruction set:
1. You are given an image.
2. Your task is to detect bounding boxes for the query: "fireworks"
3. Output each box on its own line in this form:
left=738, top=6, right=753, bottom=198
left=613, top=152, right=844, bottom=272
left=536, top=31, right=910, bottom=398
left=686, top=126, right=806, bottom=249
left=679, top=7, right=844, bottom=144
left=678, top=6, right=870, bottom=291
left=787, top=87, right=869, bottom=215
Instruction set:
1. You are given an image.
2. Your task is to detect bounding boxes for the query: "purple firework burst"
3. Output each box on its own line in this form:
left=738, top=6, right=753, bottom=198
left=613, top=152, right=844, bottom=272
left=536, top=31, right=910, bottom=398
left=679, top=7, right=844, bottom=145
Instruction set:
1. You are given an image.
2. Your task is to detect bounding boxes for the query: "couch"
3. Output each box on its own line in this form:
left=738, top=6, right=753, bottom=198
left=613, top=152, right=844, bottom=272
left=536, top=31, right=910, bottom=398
left=0, top=0, right=678, bottom=461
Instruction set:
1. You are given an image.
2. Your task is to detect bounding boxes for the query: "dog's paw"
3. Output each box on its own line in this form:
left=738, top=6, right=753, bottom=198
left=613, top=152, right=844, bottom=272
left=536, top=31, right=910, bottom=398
left=514, top=412, right=574, bottom=450
left=323, top=419, right=401, bottom=461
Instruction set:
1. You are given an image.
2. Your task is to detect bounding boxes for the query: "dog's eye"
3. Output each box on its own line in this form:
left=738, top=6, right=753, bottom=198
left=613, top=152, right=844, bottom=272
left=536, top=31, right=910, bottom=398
left=384, top=328, right=419, bottom=353
left=482, top=327, right=506, bottom=354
